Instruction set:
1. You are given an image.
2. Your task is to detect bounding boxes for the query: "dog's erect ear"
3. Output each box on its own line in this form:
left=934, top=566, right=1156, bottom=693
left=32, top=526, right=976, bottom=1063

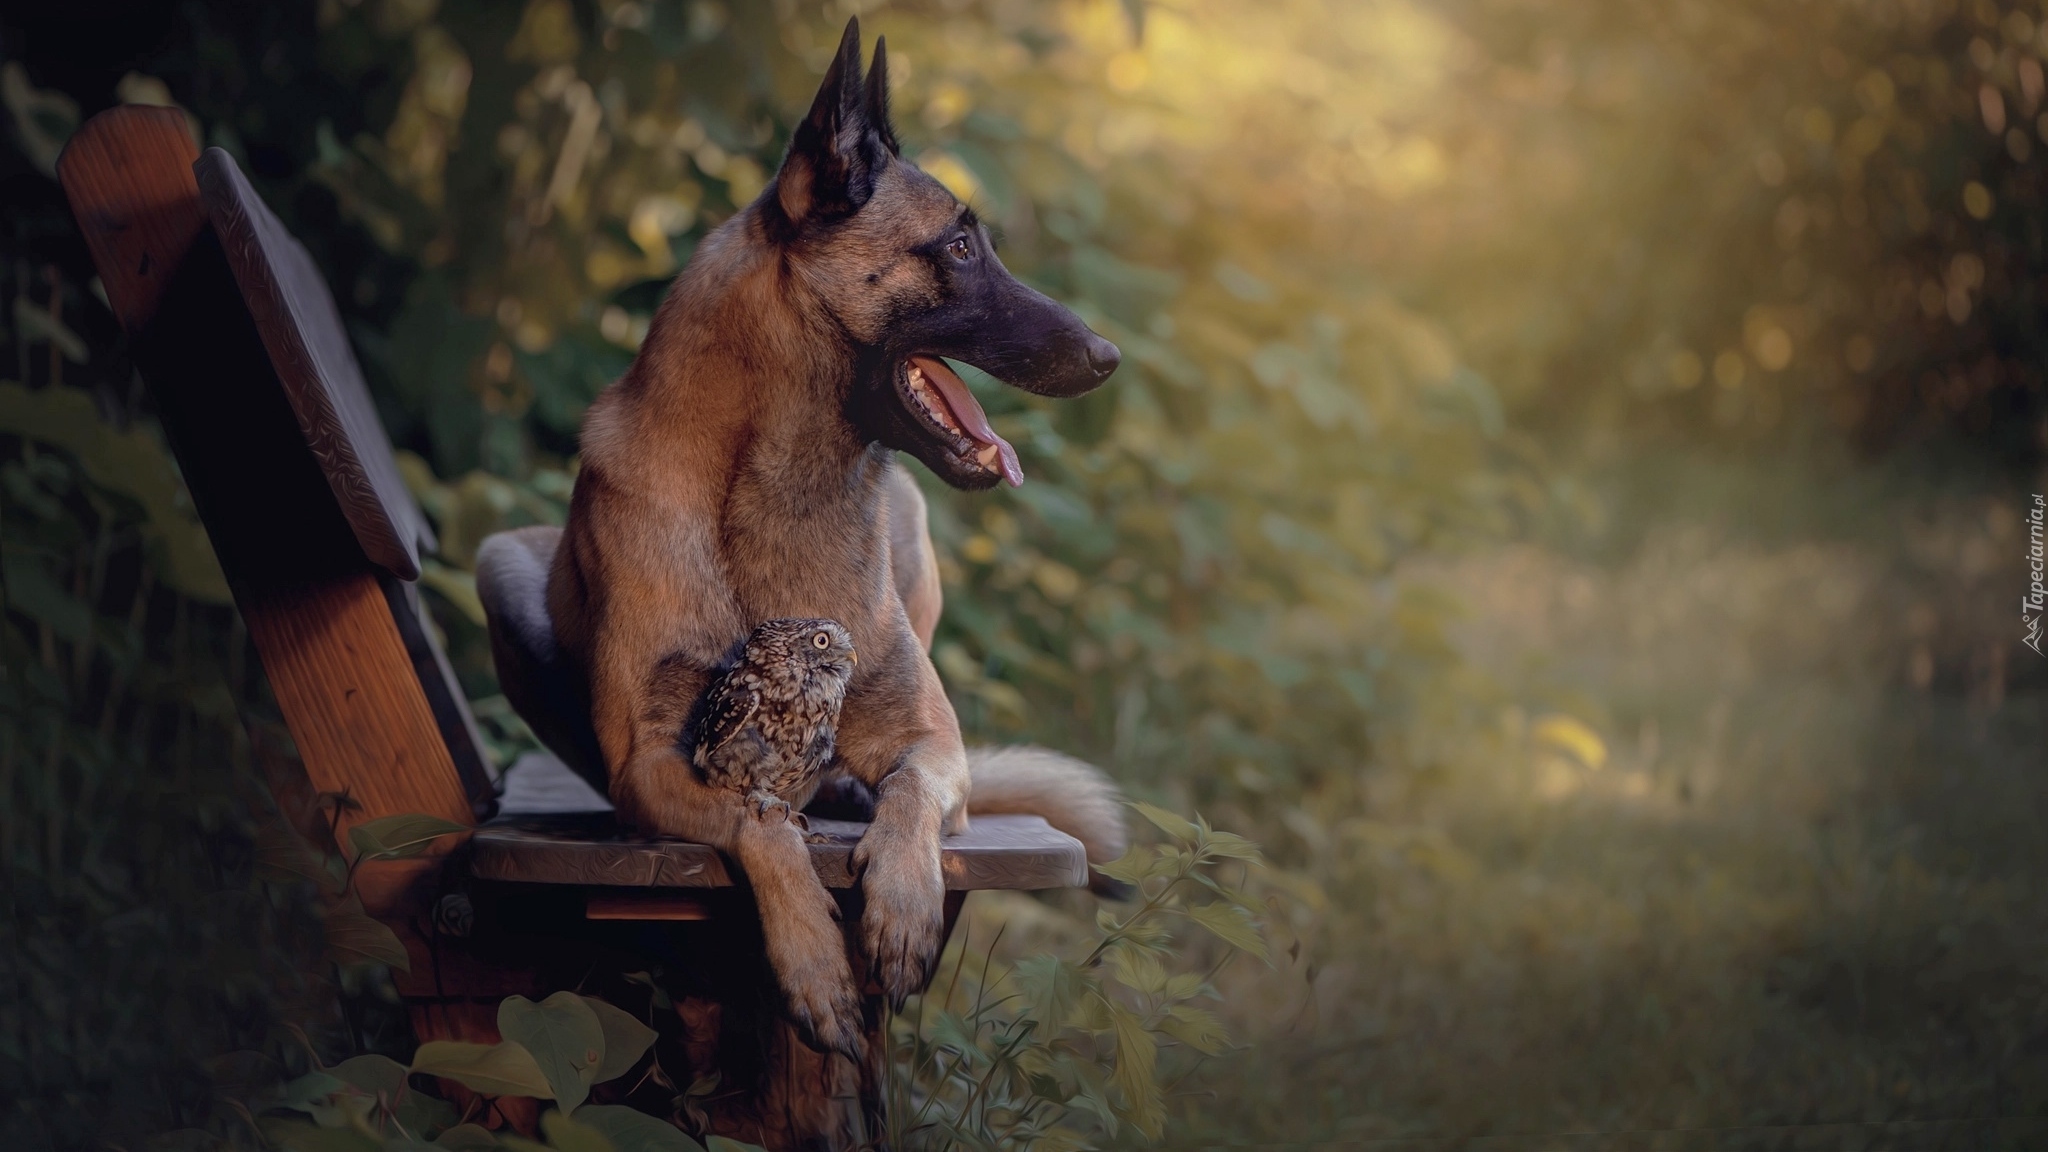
left=866, top=36, right=900, bottom=157
left=771, top=18, right=889, bottom=231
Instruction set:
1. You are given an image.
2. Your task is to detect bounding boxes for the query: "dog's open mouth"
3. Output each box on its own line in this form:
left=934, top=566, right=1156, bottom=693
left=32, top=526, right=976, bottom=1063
left=898, top=356, right=1023, bottom=486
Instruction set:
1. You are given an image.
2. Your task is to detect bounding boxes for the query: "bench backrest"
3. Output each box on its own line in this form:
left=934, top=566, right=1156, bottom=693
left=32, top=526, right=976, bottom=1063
left=56, top=106, right=496, bottom=848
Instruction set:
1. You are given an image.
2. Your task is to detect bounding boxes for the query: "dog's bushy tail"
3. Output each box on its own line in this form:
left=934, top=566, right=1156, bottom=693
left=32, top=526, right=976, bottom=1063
left=966, top=746, right=1128, bottom=877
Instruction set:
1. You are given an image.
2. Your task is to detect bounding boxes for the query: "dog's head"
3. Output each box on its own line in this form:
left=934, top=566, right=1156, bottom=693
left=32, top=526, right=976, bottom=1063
left=760, top=19, right=1120, bottom=490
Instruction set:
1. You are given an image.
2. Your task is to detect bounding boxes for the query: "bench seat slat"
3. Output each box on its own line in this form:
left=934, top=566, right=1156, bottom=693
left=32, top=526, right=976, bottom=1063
left=469, top=812, right=1088, bottom=891
left=480, top=749, right=1092, bottom=890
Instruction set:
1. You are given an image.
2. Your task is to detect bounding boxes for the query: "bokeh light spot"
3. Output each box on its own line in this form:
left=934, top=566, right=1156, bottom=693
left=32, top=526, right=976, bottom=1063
left=1979, top=84, right=2007, bottom=134
left=1755, top=327, right=1793, bottom=371
left=1962, top=181, right=1995, bottom=218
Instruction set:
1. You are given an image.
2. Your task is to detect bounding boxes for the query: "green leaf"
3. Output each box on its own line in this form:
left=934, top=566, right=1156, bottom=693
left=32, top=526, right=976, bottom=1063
left=270, top=1070, right=345, bottom=1113
left=928, top=1009, right=984, bottom=1057
left=330, top=1053, right=409, bottom=1100
left=1117, top=910, right=1175, bottom=952
left=1056, top=1050, right=1118, bottom=1137
left=1014, top=954, right=1086, bottom=1032
left=497, top=992, right=605, bottom=1112
left=620, top=971, right=672, bottom=1011
left=539, top=1111, right=614, bottom=1152
left=574, top=1106, right=705, bottom=1152
left=1092, top=851, right=1150, bottom=884
left=1185, top=899, right=1270, bottom=962
left=1104, top=941, right=1168, bottom=995
left=410, top=1040, right=554, bottom=1099
left=1158, top=1004, right=1230, bottom=1055
left=305, top=1090, right=375, bottom=1132
left=392, top=1086, right=460, bottom=1141
left=1129, top=801, right=1198, bottom=844
left=1103, top=998, right=1162, bottom=1137
left=1027, top=1071, right=1071, bottom=1104
left=325, top=900, right=411, bottom=971
left=347, top=814, right=469, bottom=863
left=579, top=995, right=659, bottom=1084
left=433, top=1124, right=503, bottom=1149
left=1197, top=829, right=1263, bottom=862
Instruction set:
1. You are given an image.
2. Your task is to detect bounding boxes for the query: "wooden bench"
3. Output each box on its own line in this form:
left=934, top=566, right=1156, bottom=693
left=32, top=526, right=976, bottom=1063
left=56, top=105, right=1086, bottom=1148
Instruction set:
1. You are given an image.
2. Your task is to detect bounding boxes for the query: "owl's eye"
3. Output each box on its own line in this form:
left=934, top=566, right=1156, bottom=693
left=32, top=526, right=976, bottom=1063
left=813, top=631, right=831, bottom=650
left=946, top=235, right=972, bottom=261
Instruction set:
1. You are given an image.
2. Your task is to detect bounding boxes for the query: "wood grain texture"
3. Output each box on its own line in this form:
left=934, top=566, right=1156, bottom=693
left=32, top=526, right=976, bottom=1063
left=52, top=106, right=204, bottom=334
left=238, top=572, right=476, bottom=832
left=195, top=148, right=434, bottom=580
left=469, top=812, right=1089, bottom=890
left=57, top=108, right=478, bottom=849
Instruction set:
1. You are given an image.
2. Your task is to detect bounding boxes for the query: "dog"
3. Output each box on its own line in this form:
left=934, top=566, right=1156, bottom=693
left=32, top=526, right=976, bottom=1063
left=474, top=18, right=1126, bottom=1058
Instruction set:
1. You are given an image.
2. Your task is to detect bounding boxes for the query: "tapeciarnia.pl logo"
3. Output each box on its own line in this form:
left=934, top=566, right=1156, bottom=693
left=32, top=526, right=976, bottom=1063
left=2026, top=493, right=2045, bottom=657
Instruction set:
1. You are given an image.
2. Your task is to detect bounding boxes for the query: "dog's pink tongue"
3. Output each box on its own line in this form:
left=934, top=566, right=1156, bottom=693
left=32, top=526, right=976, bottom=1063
left=911, top=356, right=1023, bottom=487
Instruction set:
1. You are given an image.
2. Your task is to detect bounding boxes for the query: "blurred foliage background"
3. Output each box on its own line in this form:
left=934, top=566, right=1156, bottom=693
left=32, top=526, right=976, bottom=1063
left=4, top=0, right=2047, bottom=1146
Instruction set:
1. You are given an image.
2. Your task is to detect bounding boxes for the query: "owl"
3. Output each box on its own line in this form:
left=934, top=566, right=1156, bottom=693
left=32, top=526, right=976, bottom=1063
left=691, top=618, right=859, bottom=823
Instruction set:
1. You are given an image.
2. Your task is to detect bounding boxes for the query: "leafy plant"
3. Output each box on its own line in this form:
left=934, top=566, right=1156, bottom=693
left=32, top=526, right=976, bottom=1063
left=259, top=803, right=473, bottom=976
left=884, top=807, right=1275, bottom=1150
left=253, top=990, right=738, bottom=1152
left=261, top=804, right=1267, bottom=1152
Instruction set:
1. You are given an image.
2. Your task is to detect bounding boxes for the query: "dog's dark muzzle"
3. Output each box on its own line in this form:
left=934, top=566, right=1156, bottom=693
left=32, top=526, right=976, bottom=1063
left=979, top=282, right=1120, bottom=397
left=904, top=279, right=1121, bottom=399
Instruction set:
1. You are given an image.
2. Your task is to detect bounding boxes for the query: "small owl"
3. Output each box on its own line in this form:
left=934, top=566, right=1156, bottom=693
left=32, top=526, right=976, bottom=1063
left=691, top=618, right=859, bottom=823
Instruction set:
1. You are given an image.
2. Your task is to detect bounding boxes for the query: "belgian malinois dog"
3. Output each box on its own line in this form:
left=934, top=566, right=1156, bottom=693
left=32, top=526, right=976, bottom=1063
left=476, top=18, right=1125, bottom=1057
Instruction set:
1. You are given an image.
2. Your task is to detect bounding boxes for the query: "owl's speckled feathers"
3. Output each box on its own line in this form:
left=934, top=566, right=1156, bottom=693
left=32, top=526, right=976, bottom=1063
left=691, top=618, right=858, bottom=822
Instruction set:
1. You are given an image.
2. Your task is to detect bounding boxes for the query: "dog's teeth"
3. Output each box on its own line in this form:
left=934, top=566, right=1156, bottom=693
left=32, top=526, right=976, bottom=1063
left=904, top=360, right=965, bottom=435
left=975, top=444, right=1000, bottom=470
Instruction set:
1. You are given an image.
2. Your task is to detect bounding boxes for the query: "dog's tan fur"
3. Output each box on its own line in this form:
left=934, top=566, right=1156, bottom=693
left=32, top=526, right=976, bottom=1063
left=542, top=25, right=1121, bottom=1057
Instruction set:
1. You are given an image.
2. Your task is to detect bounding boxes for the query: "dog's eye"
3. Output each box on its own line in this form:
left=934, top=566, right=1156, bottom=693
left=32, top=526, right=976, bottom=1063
left=813, top=631, right=831, bottom=650
left=946, top=236, right=972, bottom=261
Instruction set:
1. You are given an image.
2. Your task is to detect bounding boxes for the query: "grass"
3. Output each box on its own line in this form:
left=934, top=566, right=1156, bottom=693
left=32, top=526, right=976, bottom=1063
left=970, top=449, right=2048, bottom=1148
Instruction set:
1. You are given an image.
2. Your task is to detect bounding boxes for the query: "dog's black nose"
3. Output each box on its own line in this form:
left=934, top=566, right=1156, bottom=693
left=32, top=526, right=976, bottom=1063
left=1085, top=334, right=1121, bottom=380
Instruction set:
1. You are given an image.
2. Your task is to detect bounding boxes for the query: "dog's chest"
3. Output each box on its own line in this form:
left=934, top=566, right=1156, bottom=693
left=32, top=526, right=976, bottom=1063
left=717, top=474, right=893, bottom=620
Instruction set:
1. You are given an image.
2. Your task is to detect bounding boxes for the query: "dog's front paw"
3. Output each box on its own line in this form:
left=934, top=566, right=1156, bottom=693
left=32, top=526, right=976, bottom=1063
left=759, top=883, right=865, bottom=1060
left=853, top=827, right=946, bottom=1009
left=782, top=959, right=865, bottom=1061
